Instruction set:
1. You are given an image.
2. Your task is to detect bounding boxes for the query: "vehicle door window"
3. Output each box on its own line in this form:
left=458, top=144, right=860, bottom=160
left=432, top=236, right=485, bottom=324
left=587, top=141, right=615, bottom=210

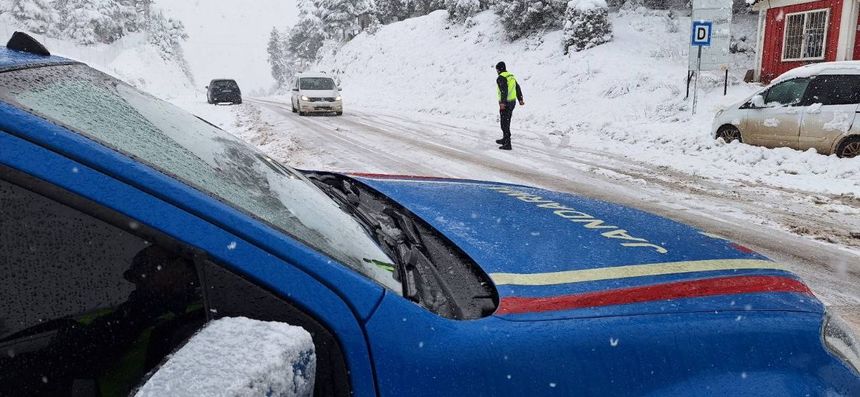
left=764, top=78, right=810, bottom=106
left=802, top=75, right=860, bottom=105
left=0, top=177, right=205, bottom=397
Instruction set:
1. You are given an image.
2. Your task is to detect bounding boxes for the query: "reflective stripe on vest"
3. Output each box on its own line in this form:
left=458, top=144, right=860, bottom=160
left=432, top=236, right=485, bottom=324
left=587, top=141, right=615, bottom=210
left=497, top=72, right=517, bottom=102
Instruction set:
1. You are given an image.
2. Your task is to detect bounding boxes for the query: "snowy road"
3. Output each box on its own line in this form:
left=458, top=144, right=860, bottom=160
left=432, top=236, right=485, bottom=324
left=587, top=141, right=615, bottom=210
left=238, top=97, right=860, bottom=325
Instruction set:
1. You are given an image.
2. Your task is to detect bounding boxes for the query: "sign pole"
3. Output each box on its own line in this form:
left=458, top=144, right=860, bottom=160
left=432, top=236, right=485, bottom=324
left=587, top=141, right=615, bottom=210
left=692, top=46, right=701, bottom=115
left=723, top=69, right=728, bottom=96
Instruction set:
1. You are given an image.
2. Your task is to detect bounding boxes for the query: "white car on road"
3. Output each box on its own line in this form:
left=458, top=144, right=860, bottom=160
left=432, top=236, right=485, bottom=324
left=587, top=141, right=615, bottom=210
left=712, top=62, right=860, bottom=158
left=291, top=73, right=343, bottom=116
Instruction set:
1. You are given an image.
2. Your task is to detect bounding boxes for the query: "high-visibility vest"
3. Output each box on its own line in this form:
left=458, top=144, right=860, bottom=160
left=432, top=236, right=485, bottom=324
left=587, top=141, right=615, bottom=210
left=497, top=72, right=517, bottom=102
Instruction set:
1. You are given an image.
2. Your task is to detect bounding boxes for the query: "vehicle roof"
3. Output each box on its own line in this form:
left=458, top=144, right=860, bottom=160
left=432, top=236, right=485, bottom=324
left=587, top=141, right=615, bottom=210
left=772, top=61, right=860, bottom=84
left=296, top=72, right=331, bottom=79
left=210, top=78, right=237, bottom=82
left=0, top=46, right=76, bottom=71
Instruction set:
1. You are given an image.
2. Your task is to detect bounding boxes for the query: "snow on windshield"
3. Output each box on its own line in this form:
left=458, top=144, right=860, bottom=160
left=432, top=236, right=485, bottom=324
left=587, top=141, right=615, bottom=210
left=0, top=64, right=399, bottom=291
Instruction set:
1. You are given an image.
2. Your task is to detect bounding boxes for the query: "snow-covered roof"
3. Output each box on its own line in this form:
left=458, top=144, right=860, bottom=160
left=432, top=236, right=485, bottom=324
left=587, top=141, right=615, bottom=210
left=296, top=72, right=330, bottom=78
left=771, top=61, right=860, bottom=84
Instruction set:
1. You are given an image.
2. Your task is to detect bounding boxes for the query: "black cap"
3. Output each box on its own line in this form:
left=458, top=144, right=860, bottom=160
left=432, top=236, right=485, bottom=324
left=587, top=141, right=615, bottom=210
left=495, top=62, right=506, bottom=72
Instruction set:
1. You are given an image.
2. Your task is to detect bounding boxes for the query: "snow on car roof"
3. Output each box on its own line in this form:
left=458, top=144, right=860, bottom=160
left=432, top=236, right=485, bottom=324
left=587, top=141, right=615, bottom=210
left=771, top=61, right=860, bottom=84
left=296, top=72, right=330, bottom=78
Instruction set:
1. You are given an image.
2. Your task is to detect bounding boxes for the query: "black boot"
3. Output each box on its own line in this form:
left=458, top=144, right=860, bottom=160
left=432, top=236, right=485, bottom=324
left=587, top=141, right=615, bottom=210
left=498, top=144, right=512, bottom=150
left=495, top=138, right=505, bottom=144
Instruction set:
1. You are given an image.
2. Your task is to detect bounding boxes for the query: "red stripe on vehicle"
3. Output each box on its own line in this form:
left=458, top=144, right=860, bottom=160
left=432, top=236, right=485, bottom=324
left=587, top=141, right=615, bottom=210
left=348, top=172, right=450, bottom=181
left=496, top=275, right=812, bottom=315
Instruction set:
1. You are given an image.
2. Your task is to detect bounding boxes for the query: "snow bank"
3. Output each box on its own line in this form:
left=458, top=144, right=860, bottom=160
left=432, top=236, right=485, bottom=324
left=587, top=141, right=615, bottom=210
left=135, top=317, right=315, bottom=397
left=315, top=10, right=859, bottom=196
left=0, top=15, right=195, bottom=99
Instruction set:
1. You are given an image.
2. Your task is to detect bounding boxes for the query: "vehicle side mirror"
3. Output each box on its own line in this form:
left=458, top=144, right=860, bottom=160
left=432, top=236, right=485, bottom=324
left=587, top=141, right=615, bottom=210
left=338, top=87, right=343, bottom=91
left=205, top=85, right=209, bottom=90
left=135, top=317, right=316, bottom=397
left=750, top=95, right=765, bottom=109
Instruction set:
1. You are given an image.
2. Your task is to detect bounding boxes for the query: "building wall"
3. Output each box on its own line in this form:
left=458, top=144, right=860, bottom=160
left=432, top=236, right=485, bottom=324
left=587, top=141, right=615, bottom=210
left=760, top=0, right=845, bottom=82
left=855, top=5, right=860, bottom=59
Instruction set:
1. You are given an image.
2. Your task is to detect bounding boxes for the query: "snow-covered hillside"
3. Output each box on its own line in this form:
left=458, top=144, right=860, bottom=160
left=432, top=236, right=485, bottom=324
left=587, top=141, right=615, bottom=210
left=0, top=13, right=195, bottom=99
left=314, top=9, right=860, bottom=197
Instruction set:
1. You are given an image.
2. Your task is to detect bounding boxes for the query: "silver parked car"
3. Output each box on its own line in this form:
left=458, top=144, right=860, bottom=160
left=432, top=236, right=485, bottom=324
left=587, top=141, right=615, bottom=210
left=291, top=73, right=343, bottom=116
left=712, top=62, right=860, bottom=158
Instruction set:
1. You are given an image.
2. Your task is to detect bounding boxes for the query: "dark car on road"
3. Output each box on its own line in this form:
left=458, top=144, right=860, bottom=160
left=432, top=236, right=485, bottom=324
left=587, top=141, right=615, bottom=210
left=206, top=79, right=242, bottom=105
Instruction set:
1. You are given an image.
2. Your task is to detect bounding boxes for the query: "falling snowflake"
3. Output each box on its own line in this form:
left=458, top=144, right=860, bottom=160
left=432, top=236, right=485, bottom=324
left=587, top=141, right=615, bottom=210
left=227, top=241, right=237, bottom=250
left=610, top=337, right=619, bottom=347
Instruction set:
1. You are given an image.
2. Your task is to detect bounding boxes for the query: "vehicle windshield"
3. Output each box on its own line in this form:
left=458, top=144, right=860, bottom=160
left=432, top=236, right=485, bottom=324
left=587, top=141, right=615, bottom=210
left=300, top=77, right=335, bottom=90
left=0, top=64, right=399, bottom=292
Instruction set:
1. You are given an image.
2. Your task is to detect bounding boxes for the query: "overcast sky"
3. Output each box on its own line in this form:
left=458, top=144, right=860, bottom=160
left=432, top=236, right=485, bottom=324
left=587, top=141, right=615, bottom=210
left=157, top=0, right=299, bottom=93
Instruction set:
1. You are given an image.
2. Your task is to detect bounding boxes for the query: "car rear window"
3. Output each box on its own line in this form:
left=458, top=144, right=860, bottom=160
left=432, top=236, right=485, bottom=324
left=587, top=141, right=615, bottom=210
left=212, top=80, right=238, bottom=89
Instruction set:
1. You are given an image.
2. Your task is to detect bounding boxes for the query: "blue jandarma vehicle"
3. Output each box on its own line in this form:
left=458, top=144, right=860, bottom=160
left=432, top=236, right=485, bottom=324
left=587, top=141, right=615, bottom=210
left=0, top=33, right=858, bottom=396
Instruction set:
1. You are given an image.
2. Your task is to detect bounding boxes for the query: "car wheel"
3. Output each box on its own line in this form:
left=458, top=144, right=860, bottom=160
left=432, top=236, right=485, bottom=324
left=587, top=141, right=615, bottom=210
left=299, top=111, right=306, bottom=116
left=835, top=136, right=860, bottom=158
left=335, top=111, right=343, bottom=116
left=717, top=125, right=742, bottom=143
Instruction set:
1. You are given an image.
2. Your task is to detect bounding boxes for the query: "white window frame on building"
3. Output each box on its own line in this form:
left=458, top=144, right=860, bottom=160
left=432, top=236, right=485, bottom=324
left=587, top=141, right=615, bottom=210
left=781, top=8, right=830, bottom=61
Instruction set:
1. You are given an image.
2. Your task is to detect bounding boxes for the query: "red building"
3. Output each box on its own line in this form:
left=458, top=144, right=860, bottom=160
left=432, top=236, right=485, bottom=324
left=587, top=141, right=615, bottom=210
left=753, top=0, right=860, bottom=82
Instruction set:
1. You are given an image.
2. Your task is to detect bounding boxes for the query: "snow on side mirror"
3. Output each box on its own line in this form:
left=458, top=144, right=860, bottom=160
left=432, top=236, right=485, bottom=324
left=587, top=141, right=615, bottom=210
left=750, top=95, right=765, bottom=109
left=135, top=317, right=316, bottom=397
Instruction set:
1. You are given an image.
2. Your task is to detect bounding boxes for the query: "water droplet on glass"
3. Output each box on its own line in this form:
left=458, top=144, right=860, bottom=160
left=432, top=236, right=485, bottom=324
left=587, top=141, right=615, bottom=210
left=610, top=337, right=619, bottom=347
left=549, top=382, right=557, bottom=388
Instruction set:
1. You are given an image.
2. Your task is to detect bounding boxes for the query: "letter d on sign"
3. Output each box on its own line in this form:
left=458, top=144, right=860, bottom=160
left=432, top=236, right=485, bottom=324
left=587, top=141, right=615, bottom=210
left=697, top=27, right=707, bottom=40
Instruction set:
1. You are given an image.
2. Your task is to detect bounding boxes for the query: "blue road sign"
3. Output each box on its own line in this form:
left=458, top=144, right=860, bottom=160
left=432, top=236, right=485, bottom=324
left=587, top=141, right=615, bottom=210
left=691, top=20, right=713, bottom=47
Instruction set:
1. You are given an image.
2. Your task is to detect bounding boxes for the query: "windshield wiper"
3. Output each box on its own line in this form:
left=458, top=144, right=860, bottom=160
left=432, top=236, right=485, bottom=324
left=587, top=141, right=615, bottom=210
left=311, top=176, right=464, bottom=316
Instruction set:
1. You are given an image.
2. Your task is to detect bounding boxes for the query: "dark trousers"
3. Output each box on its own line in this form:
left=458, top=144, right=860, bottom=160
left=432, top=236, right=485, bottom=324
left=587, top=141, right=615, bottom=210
left=499, top=101, right=516, bottom=145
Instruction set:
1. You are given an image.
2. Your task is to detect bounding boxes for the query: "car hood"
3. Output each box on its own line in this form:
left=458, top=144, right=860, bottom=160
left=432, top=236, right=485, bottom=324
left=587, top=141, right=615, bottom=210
left=348, top=174, right=821, bottom=321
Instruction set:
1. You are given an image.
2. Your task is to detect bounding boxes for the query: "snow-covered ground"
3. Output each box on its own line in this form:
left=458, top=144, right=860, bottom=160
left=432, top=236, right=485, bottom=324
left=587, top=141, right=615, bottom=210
left=310, top=9, right=859, bottom=197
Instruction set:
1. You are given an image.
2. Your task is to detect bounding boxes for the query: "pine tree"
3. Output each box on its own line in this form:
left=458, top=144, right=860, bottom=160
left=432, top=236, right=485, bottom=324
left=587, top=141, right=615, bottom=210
left=57, top=0, right=141, bottom=44
left=446, top=0, right=480, bottom=22
left=494, top=0, right=566, bottom=40
left=375, top=0, right=409, bottom=24
left=5, top=0, right=59, bottom=35
left=288, top=15, right=326, bottom=64
left=267, top=27, right=291, bottom=88
left=562, top=0, right=612, bottom=53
